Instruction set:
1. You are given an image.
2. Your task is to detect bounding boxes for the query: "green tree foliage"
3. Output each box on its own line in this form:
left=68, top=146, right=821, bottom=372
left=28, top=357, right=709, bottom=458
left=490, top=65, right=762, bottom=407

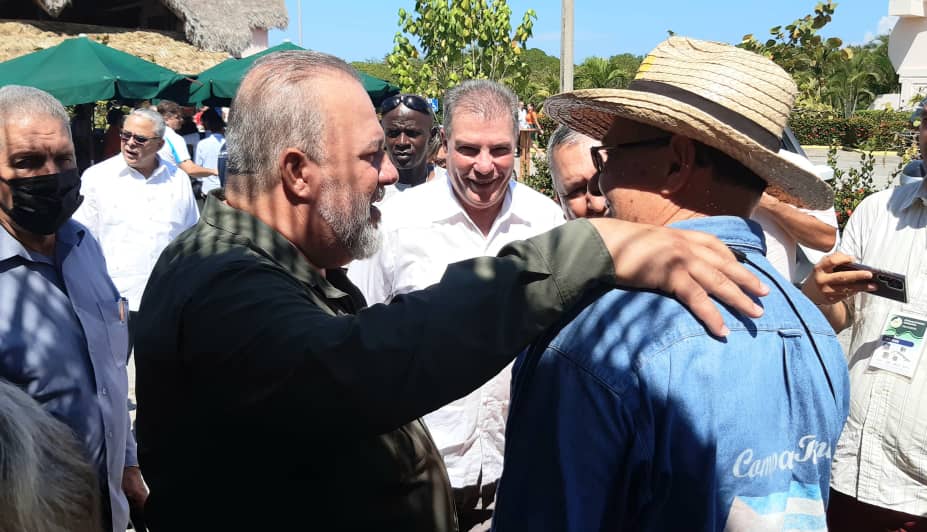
left=828, top=146, right=880, bottom=231
left=522, top=152, right=555, bottom=199
left=740, top=2, right=899, bottom=118
left=856, top=36, right=899, bottom=96
left=575, top=54, right=641, bottom=90
left=351, top=57, right=397, bottom=84
left=387, top=0, right=536, bottom=97
left=739, top=1, right=839, bottom=72
left=825, top=49, right=882, bottom=118
left=514, top=47, right=560, bottom=105
left=740, top=1, right=846, bottom=109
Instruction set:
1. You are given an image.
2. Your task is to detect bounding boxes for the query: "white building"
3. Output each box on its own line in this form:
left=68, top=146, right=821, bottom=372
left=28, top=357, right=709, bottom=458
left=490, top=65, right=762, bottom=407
left=890, top=0, right=927, bottom=106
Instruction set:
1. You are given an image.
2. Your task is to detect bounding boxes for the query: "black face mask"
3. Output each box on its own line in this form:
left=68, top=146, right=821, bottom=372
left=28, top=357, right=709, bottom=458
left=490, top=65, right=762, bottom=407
left=0, top=168, right=83, bottom=235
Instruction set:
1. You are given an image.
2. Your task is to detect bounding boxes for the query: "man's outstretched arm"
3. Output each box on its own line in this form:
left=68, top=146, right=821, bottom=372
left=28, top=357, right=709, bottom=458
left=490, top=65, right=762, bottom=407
left=183, top=218, right=768, bottom=435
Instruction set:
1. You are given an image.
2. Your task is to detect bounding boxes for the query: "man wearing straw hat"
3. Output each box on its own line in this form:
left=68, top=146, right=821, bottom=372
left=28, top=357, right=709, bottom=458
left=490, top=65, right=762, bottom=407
left=494, top=37, right=849, bottom=531
left=131, top=49, right=774, bottom=531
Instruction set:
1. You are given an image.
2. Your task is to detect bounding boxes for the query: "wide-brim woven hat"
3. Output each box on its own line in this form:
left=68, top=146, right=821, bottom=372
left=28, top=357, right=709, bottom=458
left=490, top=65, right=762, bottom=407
left=544, top=36, right=833, bottom=209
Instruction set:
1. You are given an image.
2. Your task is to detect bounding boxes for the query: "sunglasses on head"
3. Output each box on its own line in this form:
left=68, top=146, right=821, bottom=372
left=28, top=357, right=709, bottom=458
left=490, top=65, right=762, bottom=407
left=380, top=94, right=433, bottom=117
left=119, top=130, right=157, bottom=145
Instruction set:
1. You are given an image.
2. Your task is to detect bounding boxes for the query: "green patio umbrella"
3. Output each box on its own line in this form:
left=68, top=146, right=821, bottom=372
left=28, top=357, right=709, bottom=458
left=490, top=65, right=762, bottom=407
left=190, top=41, right=399, bottom=107
left=0, top=36, right=187, bottom=106
left=359, top=70, right=401, bottom=108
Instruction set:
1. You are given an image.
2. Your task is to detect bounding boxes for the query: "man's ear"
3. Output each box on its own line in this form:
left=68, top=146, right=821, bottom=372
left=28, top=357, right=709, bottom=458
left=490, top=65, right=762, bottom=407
left=661, top=135, right=697, bottom=196
left=279, top=148, right=320, bottom=203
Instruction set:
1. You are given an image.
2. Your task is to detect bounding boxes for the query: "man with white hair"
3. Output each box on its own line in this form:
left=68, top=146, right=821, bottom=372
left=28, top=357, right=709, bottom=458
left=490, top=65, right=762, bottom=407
left=547, top=125, right=608, bottom=220
left=0, top=85, right=144, bottom=532
left=74, top=107, right=199, bottom=349
left=133, top=50, right=769, bottom=531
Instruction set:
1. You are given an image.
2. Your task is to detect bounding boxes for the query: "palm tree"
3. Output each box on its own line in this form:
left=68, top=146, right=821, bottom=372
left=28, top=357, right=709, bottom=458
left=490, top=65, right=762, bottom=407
left=575, top=56, right=635, bottom=89
left=825, top=50, right=883, bottom=118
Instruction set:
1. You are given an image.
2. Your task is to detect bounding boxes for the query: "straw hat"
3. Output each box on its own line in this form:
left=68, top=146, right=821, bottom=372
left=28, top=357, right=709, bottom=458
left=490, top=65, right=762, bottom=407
left=544, top=36, right=833, bottom=209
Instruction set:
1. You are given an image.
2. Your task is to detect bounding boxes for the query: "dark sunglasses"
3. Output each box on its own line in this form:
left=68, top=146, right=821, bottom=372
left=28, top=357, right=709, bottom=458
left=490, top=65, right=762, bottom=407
left=380, top=94, right=434, bottom=117
left=119, top=130, right=157, bottom=145
left=590, top=137, right=671, bottom=175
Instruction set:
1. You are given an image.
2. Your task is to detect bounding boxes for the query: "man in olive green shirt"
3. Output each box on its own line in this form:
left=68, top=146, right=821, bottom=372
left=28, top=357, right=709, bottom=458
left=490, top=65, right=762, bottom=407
left=133, top=51, right=766, bottom=531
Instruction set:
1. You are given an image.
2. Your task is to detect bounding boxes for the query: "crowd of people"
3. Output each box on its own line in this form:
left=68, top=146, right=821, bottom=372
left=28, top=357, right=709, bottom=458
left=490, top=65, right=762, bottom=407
left=0, top=34, right=925, bottom=532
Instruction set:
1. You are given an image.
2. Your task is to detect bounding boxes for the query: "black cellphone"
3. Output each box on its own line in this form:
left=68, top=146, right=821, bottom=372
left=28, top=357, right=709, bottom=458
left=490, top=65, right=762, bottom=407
left=833, top=263, right=908, bottom=303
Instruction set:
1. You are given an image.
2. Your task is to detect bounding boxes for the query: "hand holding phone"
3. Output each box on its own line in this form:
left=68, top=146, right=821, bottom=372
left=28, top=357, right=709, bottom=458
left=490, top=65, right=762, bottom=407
left=832, top=263, right=907, bottom=303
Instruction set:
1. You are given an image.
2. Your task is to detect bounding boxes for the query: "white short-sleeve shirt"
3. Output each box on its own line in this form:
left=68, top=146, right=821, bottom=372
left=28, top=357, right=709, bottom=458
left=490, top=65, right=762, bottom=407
left=157, top=127, right=191, bottom=165
left=348, top=174, right=564, bottom=489
left=194, top=132, right=225, bottom=194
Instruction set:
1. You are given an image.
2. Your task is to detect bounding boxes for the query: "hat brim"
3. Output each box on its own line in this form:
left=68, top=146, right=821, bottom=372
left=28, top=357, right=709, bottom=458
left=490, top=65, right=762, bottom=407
left=545, top=89, right=834, bottom=210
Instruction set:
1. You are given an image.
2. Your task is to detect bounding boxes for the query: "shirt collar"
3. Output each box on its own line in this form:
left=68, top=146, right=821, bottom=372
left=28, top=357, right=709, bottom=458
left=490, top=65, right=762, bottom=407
left=668, top=216, right=767, bottom=256
left=0, top=219, right=84, bottom=265
left=899, top=180, right=927, bottom=211
left=427, top=173, right=517, bottom=226
left=118, top=155, right=171, bottom=181
left=200, top=191, right=348, bottom=299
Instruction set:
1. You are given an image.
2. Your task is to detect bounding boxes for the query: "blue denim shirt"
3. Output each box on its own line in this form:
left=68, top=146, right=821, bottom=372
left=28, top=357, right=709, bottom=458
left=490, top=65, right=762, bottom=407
left=494, top=217, right=849, bottom=532
left=0, top=220, right=135, bottom=532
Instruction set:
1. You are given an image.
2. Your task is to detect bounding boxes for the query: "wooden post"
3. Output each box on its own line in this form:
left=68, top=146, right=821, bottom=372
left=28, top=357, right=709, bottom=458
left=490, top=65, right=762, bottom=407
left=561, top=0, right=574, bottom=92
left=519, top=129, right=532, bottom=181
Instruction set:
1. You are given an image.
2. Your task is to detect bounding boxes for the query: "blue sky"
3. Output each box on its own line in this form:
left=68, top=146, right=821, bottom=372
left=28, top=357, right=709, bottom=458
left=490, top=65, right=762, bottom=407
left=270, top=1, right=894, bottom=63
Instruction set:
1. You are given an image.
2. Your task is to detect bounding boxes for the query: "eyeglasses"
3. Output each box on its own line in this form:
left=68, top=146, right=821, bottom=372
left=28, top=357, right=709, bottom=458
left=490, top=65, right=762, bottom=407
left=119, top=130, right=157, bottom=145
left=589, top=137, right=672, bottom=176
left=380, top=94, right=434, bottom=117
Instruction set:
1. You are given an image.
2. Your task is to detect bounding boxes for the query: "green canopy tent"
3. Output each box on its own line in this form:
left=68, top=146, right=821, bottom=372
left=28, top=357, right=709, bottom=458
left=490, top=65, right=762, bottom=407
left=189, top=42, right=399, bottom=107
left=0, top=36, right=188, bottom=105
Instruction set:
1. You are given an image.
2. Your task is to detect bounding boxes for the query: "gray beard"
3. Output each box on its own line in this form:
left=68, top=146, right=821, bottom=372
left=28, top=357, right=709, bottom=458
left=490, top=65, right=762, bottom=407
left=317, top=179, right=381, bottom=260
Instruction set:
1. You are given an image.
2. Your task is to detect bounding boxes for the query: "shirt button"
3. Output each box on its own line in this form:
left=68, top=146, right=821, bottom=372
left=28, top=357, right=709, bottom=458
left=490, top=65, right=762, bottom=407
left=100, top=387, right=108, bottom=396
left=107, top=431, right=113, bottom=439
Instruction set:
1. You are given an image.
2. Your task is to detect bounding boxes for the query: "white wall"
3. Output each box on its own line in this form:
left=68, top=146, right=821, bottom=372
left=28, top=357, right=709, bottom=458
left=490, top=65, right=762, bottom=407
left=890, top=3, right=927, bottom=107
left=890, top=0, right=925, bottom=17
left=870, top=93, right=903, bottom=110
left=240, top=28, right=269, bottom=58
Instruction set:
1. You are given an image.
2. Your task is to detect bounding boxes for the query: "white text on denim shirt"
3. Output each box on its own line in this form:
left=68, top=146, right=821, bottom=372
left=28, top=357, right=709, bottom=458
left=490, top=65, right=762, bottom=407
left=732, top=435, right=832, bottom=478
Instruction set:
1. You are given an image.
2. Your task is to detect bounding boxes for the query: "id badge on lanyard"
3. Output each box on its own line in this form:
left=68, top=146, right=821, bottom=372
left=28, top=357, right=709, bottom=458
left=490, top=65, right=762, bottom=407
left=868, top=310, right=927, bottom=378
left=866, top=232, right=927, bottom=379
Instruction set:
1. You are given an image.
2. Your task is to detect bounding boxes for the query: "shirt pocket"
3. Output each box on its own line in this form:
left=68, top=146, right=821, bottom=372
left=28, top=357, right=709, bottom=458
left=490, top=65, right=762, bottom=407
left=97, top=299, right=128, bottom=367
left=892, top=369, right=927, bottom=485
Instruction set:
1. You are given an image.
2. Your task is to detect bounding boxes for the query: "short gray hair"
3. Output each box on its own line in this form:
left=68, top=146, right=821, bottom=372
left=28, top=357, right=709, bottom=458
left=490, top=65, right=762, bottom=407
left=0, top=86, right=70, bottom=149
left=127, top=108, right=166, bottom=138
left=443, top=79, right=518, bottom=143
left=225, top=50, right=360, bottom=198
left=547, top=125, right=591, bottom=169
left=0, top=380, right=101, bottom=532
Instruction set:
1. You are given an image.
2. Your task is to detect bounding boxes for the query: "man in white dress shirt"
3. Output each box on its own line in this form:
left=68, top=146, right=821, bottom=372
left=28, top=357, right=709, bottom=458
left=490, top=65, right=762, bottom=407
left=349, top=79, right=564, bottom=531
left=74, top=108, right=199, bottom=352
left=803, top=180, right=927, bottom=531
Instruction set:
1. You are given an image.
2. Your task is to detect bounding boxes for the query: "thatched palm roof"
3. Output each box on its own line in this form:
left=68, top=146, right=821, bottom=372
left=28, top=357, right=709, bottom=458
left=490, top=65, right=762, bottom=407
left=0, top=20, right=229, bottom=74
left=30, top=0, right=287, bottom=56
